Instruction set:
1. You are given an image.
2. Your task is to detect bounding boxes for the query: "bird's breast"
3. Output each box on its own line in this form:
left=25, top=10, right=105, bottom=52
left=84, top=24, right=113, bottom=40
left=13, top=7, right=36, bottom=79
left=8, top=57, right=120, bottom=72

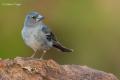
left=22, top=26, right=41, bottom=49
left=22, top=26, right=50, bottom=51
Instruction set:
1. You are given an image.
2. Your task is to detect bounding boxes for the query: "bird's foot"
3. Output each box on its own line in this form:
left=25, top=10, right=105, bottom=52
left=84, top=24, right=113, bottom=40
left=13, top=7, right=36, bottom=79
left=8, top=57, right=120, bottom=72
left=39, top=57, right=44, bottom=60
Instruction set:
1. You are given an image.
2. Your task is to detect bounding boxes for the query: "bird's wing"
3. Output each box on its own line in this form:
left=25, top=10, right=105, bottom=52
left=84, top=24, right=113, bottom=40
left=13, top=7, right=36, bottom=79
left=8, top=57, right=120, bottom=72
left=41, top=24, right=57, bottom=41
left=41, top=24, right=73, bottom=52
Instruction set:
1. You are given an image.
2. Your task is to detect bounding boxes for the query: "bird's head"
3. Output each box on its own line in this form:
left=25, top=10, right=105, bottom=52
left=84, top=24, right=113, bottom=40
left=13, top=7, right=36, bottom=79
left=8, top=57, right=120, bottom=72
left=24, top=11, right=44, bottom=26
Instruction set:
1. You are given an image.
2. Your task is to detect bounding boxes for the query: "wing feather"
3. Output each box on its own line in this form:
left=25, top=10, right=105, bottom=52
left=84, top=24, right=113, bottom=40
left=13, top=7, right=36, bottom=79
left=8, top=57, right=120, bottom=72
left=41, top=24, right=57, bottom=41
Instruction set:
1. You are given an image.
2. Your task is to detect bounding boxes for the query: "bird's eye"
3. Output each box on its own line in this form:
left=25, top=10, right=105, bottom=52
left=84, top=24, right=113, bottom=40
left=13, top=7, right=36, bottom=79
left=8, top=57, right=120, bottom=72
left=32, top=16, right=36, bottom=19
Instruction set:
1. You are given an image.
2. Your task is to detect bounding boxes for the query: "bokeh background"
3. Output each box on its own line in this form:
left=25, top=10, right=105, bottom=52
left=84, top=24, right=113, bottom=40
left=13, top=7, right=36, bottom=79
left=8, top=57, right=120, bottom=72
left=0, top=0, right=120, bottom=79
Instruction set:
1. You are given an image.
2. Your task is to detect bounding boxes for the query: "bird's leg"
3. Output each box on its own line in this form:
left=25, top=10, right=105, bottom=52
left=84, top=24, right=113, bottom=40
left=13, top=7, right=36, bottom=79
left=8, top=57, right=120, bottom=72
left=30, top=50, right=37, bottom=58
left=39, top=50, right=47, bottom=60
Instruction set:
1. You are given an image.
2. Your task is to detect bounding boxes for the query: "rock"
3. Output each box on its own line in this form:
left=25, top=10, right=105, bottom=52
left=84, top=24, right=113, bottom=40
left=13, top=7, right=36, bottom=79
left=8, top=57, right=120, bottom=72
left=0, top=57, right=118, bottom=80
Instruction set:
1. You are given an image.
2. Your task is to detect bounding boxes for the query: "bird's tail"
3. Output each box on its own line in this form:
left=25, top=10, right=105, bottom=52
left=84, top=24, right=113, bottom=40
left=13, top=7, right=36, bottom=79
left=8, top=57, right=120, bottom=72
left=53, top=42, right=73, bottom=52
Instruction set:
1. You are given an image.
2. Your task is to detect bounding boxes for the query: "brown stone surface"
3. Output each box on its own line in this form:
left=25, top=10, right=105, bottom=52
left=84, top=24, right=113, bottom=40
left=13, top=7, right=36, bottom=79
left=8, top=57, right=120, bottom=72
left=0, top=57, right=118, bottom=80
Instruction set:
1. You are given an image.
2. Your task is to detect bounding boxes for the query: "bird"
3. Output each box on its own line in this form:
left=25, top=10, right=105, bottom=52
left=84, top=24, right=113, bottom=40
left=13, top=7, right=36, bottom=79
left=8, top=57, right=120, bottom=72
left=21, top=11, right=73, bottom=59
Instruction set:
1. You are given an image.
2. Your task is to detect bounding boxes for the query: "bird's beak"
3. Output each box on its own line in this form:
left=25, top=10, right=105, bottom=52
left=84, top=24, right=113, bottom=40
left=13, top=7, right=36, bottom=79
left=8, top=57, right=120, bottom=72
left=36, top=15, right=44, bottom=22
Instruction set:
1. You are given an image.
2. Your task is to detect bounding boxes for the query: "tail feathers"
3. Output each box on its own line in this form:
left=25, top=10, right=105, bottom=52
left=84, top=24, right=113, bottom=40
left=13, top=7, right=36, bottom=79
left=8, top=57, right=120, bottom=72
left=53, top=42, right=73, bottom=52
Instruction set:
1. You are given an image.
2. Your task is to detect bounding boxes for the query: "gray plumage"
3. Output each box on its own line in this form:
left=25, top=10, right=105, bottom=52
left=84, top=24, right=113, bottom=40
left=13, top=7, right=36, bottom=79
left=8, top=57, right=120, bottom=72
left=21, top=11, right=73, bottom=58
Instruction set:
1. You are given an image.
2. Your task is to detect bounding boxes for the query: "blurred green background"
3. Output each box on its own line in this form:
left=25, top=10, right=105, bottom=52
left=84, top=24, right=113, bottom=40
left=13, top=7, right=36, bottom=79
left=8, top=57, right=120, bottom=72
left=0, top=0, right=120, bottom=79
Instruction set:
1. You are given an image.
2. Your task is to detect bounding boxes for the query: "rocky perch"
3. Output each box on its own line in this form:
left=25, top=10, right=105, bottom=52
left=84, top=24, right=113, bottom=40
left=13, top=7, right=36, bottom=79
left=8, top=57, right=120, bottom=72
left=0, top=57, right=118, bottom=80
